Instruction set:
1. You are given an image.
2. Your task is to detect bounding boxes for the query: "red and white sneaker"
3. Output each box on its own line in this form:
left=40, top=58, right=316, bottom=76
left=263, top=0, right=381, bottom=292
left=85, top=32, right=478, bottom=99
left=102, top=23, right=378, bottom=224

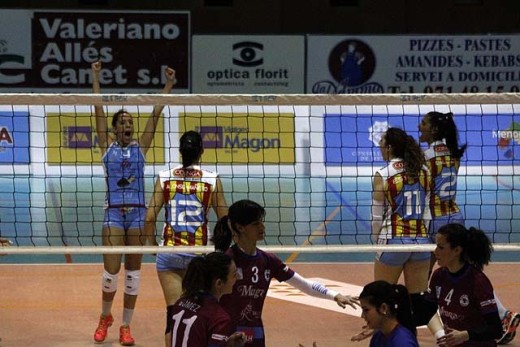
left=94, top=314, right=114, bottom=343
left=119, top=325, right=135, bottom=346
left=497, top=311, right=520, bottom=345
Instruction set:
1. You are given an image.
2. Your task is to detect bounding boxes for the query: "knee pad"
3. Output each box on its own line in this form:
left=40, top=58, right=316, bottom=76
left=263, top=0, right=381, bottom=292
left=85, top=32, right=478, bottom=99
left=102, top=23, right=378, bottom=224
left=166, top=305, right=175, bottom=334
left=124, top=270, right=141, bottom=296
left=102, top=270, right=118, bottom=293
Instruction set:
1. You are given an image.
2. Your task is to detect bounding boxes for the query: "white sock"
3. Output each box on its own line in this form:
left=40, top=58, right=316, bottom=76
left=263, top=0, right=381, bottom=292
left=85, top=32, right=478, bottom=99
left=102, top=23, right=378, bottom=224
left=122, top=308, right=134, bottom=326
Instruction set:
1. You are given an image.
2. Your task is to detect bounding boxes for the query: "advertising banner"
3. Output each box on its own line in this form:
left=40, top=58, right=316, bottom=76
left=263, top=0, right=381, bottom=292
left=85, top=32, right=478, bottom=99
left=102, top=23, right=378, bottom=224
left=307, top=35, right=520, bottom=94
left=0, top=9, right=190, bottom=92
left=323, top=110, right=520, bottom=166
left=179, top=112, right=295, bottom=164
left=46, top=110, right=165, bottom=165
left=192, top=35, right=305, bottom=93
left=0, top=111, right=30, bottom=164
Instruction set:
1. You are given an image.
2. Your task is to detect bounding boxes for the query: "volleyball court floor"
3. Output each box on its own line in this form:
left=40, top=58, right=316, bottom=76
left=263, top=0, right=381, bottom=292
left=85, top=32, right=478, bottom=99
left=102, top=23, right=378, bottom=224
left=1, top=256, right=519, bottom=347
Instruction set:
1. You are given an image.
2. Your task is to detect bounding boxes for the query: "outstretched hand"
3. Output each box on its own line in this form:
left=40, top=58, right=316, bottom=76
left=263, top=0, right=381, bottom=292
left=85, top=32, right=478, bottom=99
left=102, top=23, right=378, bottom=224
left=164, top=66, right=176, bottom=83
left=91, top=61, right=102, bottom=73
left=351, top=325, right=374, bottom=342
left=0, top=237, right=12, bottom=256
left=437, top=326, right=468, bottom=347
left=334, top=293, right=360, bottom=309
left=226, top=331, right=246, bottom=347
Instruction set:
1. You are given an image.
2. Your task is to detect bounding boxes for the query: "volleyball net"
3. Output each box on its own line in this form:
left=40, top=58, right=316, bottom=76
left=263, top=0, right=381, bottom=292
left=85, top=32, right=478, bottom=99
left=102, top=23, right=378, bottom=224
left=0, top=93, right=519, bottom=255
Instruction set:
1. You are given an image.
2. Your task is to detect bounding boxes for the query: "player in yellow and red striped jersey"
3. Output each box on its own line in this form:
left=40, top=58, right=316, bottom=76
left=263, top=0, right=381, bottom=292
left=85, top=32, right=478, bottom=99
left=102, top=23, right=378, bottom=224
left=419, top=111, right=466, bottom=241
left=144, top=130, right=228, bottom=346
left=372, top=127, right=433, bottom=299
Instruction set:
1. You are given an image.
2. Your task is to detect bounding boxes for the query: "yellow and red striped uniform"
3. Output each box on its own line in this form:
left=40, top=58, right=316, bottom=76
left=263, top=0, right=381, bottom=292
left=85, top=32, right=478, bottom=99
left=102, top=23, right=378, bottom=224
left=424, top=140, right=461, bottom=218
left=158, top=165, right=219, bottom=247
left=377, top=158, right=432, bottom=239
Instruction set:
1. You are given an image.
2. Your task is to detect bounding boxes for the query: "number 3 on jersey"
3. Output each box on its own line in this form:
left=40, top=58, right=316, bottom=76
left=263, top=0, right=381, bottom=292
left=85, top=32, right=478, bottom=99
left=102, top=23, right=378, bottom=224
left=170, top=194, right=204, bottom=233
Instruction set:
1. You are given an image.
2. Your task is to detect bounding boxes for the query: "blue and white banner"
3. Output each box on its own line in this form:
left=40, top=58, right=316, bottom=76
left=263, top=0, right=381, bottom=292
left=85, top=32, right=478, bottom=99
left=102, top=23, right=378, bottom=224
left=0, top=111, right=30, bottom=164
left=324, top=110, right=520, bottom=166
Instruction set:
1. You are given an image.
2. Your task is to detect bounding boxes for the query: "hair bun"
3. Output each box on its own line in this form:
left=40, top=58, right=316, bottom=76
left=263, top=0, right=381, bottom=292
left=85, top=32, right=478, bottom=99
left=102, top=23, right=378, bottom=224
left=180, top=131, right=203, bottom=149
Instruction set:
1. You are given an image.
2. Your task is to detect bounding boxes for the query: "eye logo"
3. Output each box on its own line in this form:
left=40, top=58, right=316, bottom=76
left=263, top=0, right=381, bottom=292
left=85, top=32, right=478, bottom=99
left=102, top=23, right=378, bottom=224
left=232, top=41, right=264, bottom=67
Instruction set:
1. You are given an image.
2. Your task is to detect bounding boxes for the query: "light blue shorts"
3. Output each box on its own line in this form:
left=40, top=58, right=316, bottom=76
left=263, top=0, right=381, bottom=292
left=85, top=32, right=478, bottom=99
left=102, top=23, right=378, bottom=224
left=103, top=207, right=146, bottom=231
left=376, top=237, right=432, bottom=266
left=156, top=252, right=196, bottom=272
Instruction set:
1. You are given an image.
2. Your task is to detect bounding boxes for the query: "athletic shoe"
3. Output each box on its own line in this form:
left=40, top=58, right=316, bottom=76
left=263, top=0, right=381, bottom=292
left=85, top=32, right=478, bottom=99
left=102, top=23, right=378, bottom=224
left=119, top=325, right=135, bottom=346
left=94, top=314, right=114, bottom=343
left=497, top=311, right=520, bottom=345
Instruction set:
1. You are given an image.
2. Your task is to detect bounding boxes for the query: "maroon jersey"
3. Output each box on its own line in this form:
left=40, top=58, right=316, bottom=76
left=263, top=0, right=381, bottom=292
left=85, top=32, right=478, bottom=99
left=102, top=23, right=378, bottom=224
left=426, top=263, right=499, bottom=347
left=220, top=245, right=295, bottom=346
left=170, top=294, right=234, bottom=347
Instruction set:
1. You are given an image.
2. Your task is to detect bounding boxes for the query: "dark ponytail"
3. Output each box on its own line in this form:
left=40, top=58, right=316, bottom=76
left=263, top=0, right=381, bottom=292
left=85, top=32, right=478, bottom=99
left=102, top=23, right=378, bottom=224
left=211, top=200, right=266, bottom=252
left=211, top=216, right=233, bottom=252
left=437, top=223, right=492, bottom=271
left=182, top=252, right=233, bottom=301
left=180, top=131, right=203, bottom=168
left=426, top=112, right=467, bottom=159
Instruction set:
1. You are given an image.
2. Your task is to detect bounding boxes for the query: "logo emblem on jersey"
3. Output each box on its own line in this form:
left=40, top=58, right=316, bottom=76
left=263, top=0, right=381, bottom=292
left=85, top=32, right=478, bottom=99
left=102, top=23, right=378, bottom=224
left=239, top=303, right=256, bottom=322
left=173, top=168, right=202, bottom=178
left=434, top=144, right=448, bottom=152
left=459, top=294, right=469, bottom=307
left=264, top=269, right=271, bottom=281
left=122, top=147, right=131, bottom=158
left=121, top=159, right=131, bottom=169
left=392, top=161, right=404, bottom=170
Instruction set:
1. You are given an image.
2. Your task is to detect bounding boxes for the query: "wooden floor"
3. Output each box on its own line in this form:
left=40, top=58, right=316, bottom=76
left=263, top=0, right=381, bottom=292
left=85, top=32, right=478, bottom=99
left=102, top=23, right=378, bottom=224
left=0, top=262, right=519, bottom=347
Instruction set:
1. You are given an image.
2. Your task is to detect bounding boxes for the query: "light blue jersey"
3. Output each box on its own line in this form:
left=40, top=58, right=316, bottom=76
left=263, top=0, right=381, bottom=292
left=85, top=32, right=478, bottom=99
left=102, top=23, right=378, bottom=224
left=102, top=141, right=146, bottom=208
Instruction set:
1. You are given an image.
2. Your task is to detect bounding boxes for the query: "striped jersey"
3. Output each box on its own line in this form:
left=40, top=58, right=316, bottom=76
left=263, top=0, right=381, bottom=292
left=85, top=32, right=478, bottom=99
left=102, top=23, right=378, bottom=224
left=102, top=141, right=146, bottom=208
left=158, top=164, right=219, bottom=246
left=376, top=158, right=432, bottom=239
left=424, top=140, right=461, bottom=218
